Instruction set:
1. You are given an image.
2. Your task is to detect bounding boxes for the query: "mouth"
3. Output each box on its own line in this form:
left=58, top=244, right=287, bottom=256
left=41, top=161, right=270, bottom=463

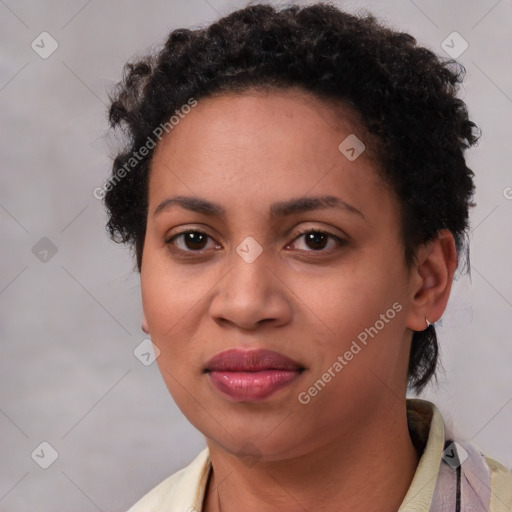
left=204, top=348, right=305, bottom=402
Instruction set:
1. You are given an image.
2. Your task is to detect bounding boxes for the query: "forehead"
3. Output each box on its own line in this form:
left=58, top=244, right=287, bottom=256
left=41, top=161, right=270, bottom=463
left=151, top=86, right=378, bottom=166
left=147, top=88, right=395, bottom=225
left=154, top=88, right=371, bottom=158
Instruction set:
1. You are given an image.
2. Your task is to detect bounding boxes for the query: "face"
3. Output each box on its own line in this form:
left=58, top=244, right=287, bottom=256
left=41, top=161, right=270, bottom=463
left=141, top=88, right=416, bottom=461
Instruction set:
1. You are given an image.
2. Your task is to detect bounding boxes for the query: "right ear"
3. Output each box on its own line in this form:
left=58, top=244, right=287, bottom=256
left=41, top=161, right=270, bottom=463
left=142, top=310, right=149, bottom=334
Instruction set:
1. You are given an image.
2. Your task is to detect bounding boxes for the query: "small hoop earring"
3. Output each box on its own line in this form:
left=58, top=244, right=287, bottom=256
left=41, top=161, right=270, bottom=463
left=425, top=317, right=431, bottom=329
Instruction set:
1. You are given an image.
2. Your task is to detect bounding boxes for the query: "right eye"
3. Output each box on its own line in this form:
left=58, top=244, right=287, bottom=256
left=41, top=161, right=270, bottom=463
left=165, top=230, right=222, bottom=253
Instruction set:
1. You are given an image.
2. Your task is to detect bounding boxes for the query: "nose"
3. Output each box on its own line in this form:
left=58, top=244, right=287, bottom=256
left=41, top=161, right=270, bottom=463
left=208, top=245, right=293, bottom=331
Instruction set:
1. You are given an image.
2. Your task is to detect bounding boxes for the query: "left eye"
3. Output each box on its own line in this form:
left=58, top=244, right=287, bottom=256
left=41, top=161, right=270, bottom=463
left=288, top=230, right=343, bottom=251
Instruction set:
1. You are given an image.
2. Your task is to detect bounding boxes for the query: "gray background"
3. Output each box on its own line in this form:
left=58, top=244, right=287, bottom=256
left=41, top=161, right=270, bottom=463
left=1, top=0, right=511, bottom=510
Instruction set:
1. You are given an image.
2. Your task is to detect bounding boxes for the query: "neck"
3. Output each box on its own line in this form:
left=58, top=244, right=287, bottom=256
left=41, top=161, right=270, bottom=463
left=203, top=399, right=421, bottom=512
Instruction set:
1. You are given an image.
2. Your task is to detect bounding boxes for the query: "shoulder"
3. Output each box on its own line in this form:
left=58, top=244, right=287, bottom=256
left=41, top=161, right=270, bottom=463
left=482, top=454, right=512, bottom=512
left=407, top=399, right=512, bottom=511
left=126, top=469, right=186, bottom=511
left=126, top=448, right=211, bottom=512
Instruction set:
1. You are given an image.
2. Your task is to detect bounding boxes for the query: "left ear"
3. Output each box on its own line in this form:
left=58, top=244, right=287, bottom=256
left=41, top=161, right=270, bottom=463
left=405, top=229, right=458, bottom=331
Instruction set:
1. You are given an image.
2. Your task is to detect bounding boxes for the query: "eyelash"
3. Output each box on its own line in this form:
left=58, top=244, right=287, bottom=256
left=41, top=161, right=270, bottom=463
left=165, top=227, right=346, bottom=256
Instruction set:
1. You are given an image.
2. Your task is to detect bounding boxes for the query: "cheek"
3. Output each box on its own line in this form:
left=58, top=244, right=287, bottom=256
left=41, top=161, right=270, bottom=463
left=141, top=249, right=195, bottom=331
left=141, top=259, right=185, bottom=376
left=141, top=267, right=203, bottom=410
left=140, top=251, right=208, bottom=373
left=305, top=260, right=407, bottom=374
left=305, top=266, right=391, bottom=334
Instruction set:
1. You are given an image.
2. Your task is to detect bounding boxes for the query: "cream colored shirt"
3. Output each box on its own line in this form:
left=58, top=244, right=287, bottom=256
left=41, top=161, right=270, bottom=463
left=127, top=399, right=512, bottom=511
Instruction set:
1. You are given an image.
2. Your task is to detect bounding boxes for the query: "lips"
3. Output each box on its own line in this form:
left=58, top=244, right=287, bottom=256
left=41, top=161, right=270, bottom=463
left=205, top=349, right=304, bottom=402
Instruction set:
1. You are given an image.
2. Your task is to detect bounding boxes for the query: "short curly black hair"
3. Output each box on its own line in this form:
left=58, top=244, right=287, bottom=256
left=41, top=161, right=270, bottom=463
left=103, top=1, right=479, bottom=393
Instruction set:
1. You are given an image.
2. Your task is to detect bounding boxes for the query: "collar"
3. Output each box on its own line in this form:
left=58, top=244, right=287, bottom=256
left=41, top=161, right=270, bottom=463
left=399, top=398, right=446, bottom=510
left=127, top=399, right=476, bottom=511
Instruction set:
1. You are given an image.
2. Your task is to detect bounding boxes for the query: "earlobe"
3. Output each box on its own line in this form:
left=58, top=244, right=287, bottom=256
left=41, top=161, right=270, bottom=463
left=406, top=230, right=458, bottom=332
left=142, top=311, right=150, bottom=334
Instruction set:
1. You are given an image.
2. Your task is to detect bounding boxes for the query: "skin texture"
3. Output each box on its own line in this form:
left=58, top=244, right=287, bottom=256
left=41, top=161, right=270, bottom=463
left=140, top=88, right=457, bottom=512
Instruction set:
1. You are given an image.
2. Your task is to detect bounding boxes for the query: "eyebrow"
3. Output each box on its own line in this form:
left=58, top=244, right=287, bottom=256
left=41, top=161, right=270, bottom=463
left=154, top=194, right=366, bottom=220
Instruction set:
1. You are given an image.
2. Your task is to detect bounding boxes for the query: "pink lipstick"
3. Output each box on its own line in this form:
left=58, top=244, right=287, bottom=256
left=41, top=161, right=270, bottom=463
left=204, top=349, right=304, bottom=402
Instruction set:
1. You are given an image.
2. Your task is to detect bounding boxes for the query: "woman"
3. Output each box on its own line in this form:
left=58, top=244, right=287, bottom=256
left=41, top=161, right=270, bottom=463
left=103, top=3, right=512, bottom=511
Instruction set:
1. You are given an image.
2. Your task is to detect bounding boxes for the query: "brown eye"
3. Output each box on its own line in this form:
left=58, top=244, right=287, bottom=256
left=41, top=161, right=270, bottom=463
left=303, top=232, right=329, bottom=250
left=166, top=230, right=219, bottom=252
left=289, top=229, right=345, bottom=252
